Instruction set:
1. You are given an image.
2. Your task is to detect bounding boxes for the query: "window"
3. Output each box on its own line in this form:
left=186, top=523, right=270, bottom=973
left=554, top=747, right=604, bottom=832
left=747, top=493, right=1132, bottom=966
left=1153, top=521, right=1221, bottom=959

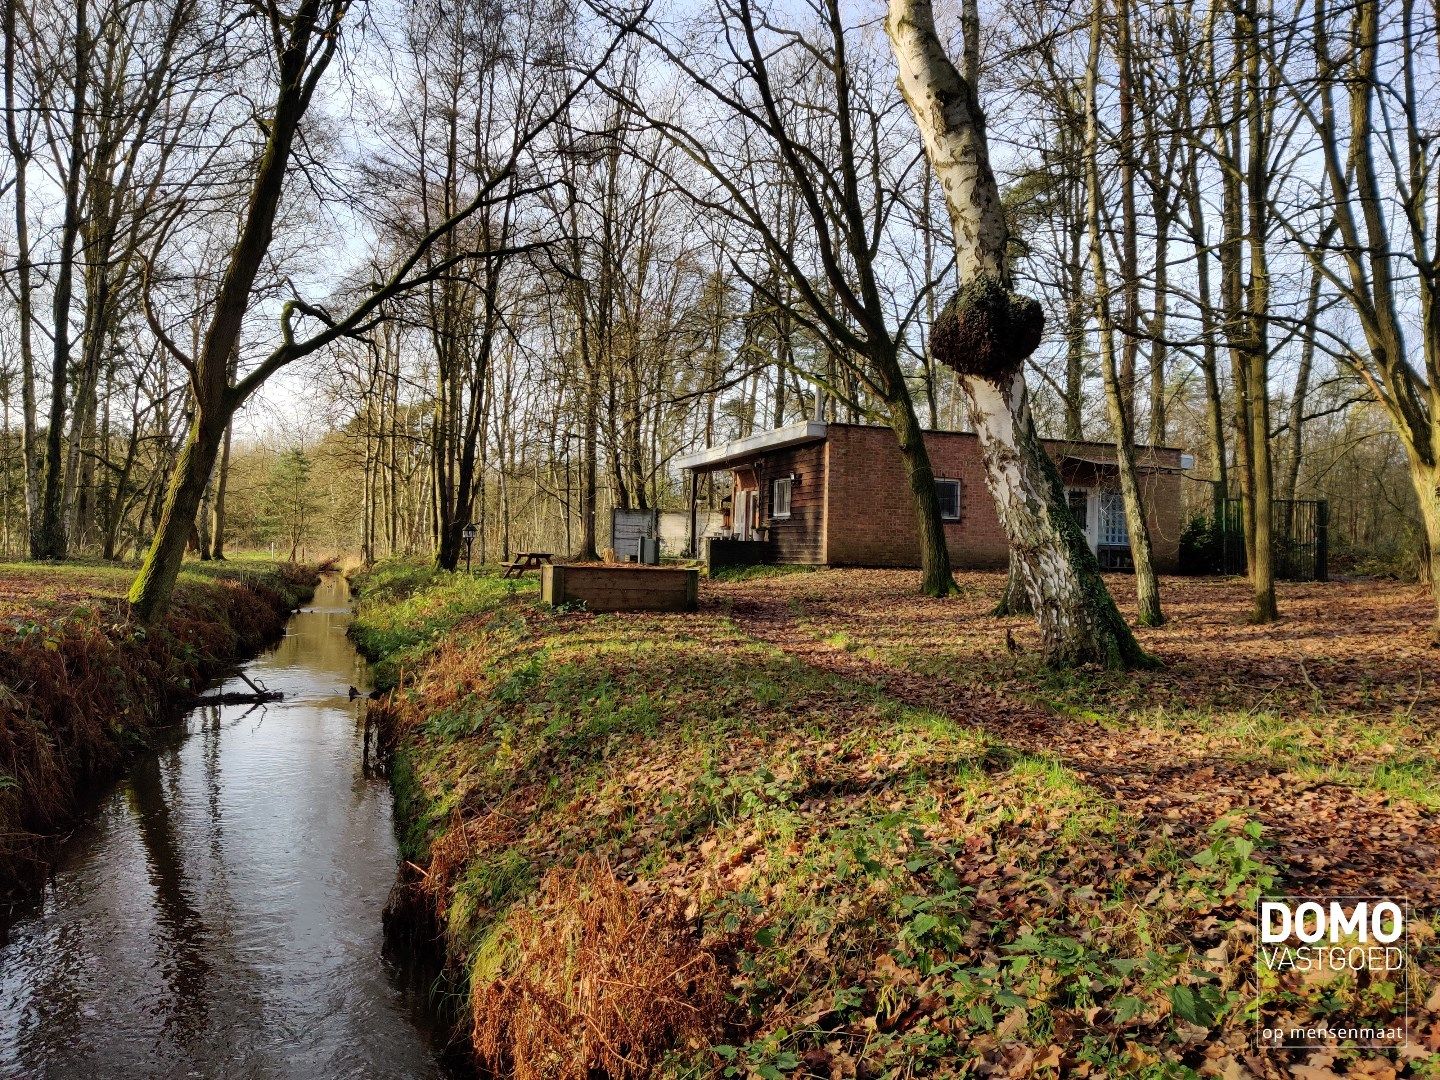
left=935, top=479, right=962, bottom=521
left=1099, top=488, right=1129, bottom=547
left=1066, top=488, right=1089, bottom=533
left=771, top=477, right=792, bottom=519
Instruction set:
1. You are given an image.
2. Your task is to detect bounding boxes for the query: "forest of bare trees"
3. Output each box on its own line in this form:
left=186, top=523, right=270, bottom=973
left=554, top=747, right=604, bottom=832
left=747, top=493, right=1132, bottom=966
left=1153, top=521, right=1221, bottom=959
left=2, top=0, right=1436, bottom=634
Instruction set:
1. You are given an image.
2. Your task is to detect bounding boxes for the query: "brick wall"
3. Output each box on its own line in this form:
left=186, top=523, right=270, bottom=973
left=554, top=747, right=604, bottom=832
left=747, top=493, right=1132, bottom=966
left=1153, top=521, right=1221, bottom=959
left=823, top=425, right=1005, bottom=567
left=816, top=424, right=1183, bottom=571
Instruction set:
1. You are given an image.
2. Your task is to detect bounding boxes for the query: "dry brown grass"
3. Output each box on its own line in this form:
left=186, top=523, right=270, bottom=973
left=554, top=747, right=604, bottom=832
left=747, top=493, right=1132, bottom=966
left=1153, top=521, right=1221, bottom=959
left=418, top=795, right=531, bottom=925
left=471, top=857, right=727, bottom=1080
left=0, top=563, right=312, bottom=897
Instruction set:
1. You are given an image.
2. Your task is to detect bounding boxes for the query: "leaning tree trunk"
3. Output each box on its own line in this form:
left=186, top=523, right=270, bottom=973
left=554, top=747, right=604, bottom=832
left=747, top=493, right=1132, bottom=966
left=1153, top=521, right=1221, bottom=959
left=127, top=409, right=228, bottom=622
left=127, top=0, right=329, bottom=623
left=962, top=371, right=1151, bottom=666
left=886, top=0, right=1152, bottom=668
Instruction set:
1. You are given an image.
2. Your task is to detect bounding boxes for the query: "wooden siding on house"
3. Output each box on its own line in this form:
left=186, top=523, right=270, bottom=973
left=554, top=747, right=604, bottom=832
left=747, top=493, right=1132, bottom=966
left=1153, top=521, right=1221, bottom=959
left=752, top=441, right=826, bottom=564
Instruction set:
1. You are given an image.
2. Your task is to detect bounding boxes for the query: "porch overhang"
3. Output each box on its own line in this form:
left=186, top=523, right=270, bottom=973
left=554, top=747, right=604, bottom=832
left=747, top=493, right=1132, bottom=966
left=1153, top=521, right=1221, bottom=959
left=674, top=421, right=828, bottom=473
left=1060, top=454, right=1184, bottom=485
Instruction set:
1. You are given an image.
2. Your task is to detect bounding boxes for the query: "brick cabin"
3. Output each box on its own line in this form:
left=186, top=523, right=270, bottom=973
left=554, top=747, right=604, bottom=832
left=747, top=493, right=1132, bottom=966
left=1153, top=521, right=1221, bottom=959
left=677, top=421, right=1189, bottom=572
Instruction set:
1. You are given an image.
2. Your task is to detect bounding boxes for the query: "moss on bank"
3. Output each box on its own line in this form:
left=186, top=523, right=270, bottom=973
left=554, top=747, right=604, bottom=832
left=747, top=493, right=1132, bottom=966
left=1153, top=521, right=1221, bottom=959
left=351, top=562, right=1422, bottom=1078
left=0, top=559, right=317, bottom=898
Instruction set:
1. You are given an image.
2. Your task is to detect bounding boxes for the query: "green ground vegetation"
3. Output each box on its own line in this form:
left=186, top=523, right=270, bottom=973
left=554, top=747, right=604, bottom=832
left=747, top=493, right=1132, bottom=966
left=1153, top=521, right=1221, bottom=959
left=352, top=561, right=1436, bottom=1077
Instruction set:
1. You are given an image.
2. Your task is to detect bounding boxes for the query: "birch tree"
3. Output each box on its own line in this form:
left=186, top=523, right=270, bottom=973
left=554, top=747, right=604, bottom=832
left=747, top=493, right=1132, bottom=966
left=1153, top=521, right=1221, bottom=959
left=885, top=0, right=1151, bottom=666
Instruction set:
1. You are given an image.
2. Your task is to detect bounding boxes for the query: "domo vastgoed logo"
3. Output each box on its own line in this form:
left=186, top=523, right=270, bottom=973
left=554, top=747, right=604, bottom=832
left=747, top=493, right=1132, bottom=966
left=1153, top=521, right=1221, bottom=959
left=1255, top=895, right=1411, bottom=1050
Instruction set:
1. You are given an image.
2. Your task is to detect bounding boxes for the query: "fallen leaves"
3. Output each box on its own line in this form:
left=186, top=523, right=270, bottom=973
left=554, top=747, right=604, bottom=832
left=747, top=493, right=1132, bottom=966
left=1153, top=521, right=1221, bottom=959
left=365, top=566, right=1440, bottom=1078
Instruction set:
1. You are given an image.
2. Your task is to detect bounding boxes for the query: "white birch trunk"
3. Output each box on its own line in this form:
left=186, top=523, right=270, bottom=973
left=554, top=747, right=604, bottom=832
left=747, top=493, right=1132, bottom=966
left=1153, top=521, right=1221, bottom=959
left=886, top=0, right=1151, bottom=667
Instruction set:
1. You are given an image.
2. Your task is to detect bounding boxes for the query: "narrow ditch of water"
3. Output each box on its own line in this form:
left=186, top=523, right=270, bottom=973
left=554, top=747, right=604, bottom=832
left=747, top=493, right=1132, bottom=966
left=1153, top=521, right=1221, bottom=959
left=0, top=573, right=449, bottom=1078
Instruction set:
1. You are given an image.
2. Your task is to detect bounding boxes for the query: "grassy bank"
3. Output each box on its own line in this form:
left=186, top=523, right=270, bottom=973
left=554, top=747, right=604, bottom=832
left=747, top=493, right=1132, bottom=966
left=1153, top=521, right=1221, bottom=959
left=354, top=562, right=1438, bottom=1078
left=0, top=559, right=317, bottom=897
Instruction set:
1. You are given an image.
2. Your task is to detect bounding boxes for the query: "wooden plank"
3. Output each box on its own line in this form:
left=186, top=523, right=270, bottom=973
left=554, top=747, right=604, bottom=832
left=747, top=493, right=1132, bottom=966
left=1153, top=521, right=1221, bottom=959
left=571, top=592, right=683, bottom=609
left=541, top=564, right=563, bottom=604
left=543, top=565, right=699, bottom=612
left=755, top=441, right=824, bottom=563
left=565, top=569, right=690, bottom=588
left=610, top=509, right=657, bottom=560
left=568, top=584, right=689, bottom=602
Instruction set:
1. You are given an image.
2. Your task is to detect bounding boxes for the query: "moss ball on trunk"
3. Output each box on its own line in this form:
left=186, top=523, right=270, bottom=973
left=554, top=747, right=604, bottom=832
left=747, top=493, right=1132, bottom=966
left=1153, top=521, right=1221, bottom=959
left=931, top=277, right=1045, bottom=382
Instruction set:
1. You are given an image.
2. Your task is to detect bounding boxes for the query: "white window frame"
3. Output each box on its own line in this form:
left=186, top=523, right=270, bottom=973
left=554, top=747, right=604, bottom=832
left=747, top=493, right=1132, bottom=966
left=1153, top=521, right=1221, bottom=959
left=1099, top=488, right=1129, bottom=548
left=771, top=476, right=792, bottom=519
left=935, top=478, right=962, bottom=522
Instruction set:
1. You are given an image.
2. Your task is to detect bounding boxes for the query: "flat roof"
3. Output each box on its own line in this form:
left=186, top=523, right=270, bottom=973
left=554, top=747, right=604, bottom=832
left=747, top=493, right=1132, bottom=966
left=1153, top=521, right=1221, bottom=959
left=1060, top=453, right=1187, bottom=475
left=820, top=422, right=1188, bottom=456
left=675, top=420, right=1192, bottom=473
left=674, top=420, right=828, bottom=472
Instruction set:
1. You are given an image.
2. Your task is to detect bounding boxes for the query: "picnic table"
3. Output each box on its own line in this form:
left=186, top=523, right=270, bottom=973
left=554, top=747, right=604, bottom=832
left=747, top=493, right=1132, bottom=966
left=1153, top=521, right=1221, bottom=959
left=503, top=551, right=554, bottom=578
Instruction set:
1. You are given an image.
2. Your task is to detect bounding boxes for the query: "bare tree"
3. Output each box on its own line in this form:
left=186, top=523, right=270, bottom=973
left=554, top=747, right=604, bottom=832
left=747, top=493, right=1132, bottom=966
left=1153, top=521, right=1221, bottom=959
left=607, top=0, right=960, bottom=596
left=1274, top=0, right=1440, bottom=632
left=126, top=0, right=631, bottom=620
left=1084, top=0, right=1163, bottom=625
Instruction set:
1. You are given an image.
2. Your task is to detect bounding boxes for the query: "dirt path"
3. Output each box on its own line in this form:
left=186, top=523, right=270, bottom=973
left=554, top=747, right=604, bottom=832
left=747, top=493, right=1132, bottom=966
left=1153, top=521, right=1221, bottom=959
left=725, top=591, right=1440, bottom=908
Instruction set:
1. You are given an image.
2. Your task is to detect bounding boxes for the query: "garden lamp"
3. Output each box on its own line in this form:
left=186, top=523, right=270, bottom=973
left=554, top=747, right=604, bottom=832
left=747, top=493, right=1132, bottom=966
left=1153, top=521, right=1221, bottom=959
left=462, top=523, right=477, bottom=573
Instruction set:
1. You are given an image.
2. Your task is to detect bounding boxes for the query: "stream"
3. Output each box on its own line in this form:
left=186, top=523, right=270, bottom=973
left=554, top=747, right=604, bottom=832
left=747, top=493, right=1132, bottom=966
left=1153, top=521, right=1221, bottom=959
left=0, top=573, right=449, bottom=1078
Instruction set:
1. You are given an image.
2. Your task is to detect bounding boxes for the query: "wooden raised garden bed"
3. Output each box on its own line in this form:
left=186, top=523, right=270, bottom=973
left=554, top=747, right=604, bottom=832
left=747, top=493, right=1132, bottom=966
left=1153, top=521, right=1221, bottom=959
left=541, top=563, right=699, bottom=612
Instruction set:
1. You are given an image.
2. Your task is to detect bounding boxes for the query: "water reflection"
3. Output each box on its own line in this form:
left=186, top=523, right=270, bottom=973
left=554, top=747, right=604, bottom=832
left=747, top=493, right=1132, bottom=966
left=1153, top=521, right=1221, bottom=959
left=126, top=748, right=214, bottom=1041
left=0, top=575, right=446, bottom=1079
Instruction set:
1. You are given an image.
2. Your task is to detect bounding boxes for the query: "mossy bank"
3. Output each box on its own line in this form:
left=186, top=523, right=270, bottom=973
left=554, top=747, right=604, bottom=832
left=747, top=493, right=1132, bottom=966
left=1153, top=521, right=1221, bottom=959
left=0, top=559, right=317, bottom=900
left=349, top=560, right=1428, bottom=1079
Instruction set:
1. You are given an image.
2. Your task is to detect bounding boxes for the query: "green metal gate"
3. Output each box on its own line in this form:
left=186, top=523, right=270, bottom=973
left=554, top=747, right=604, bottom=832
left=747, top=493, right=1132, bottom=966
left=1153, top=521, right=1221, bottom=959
left=1218, top=497, right=1329, bottom=581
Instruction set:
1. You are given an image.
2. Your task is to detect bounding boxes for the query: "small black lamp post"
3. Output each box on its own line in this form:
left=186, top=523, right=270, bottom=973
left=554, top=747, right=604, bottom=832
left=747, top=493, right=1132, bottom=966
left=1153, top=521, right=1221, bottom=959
left=462, top=523, right=477, bottom=573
